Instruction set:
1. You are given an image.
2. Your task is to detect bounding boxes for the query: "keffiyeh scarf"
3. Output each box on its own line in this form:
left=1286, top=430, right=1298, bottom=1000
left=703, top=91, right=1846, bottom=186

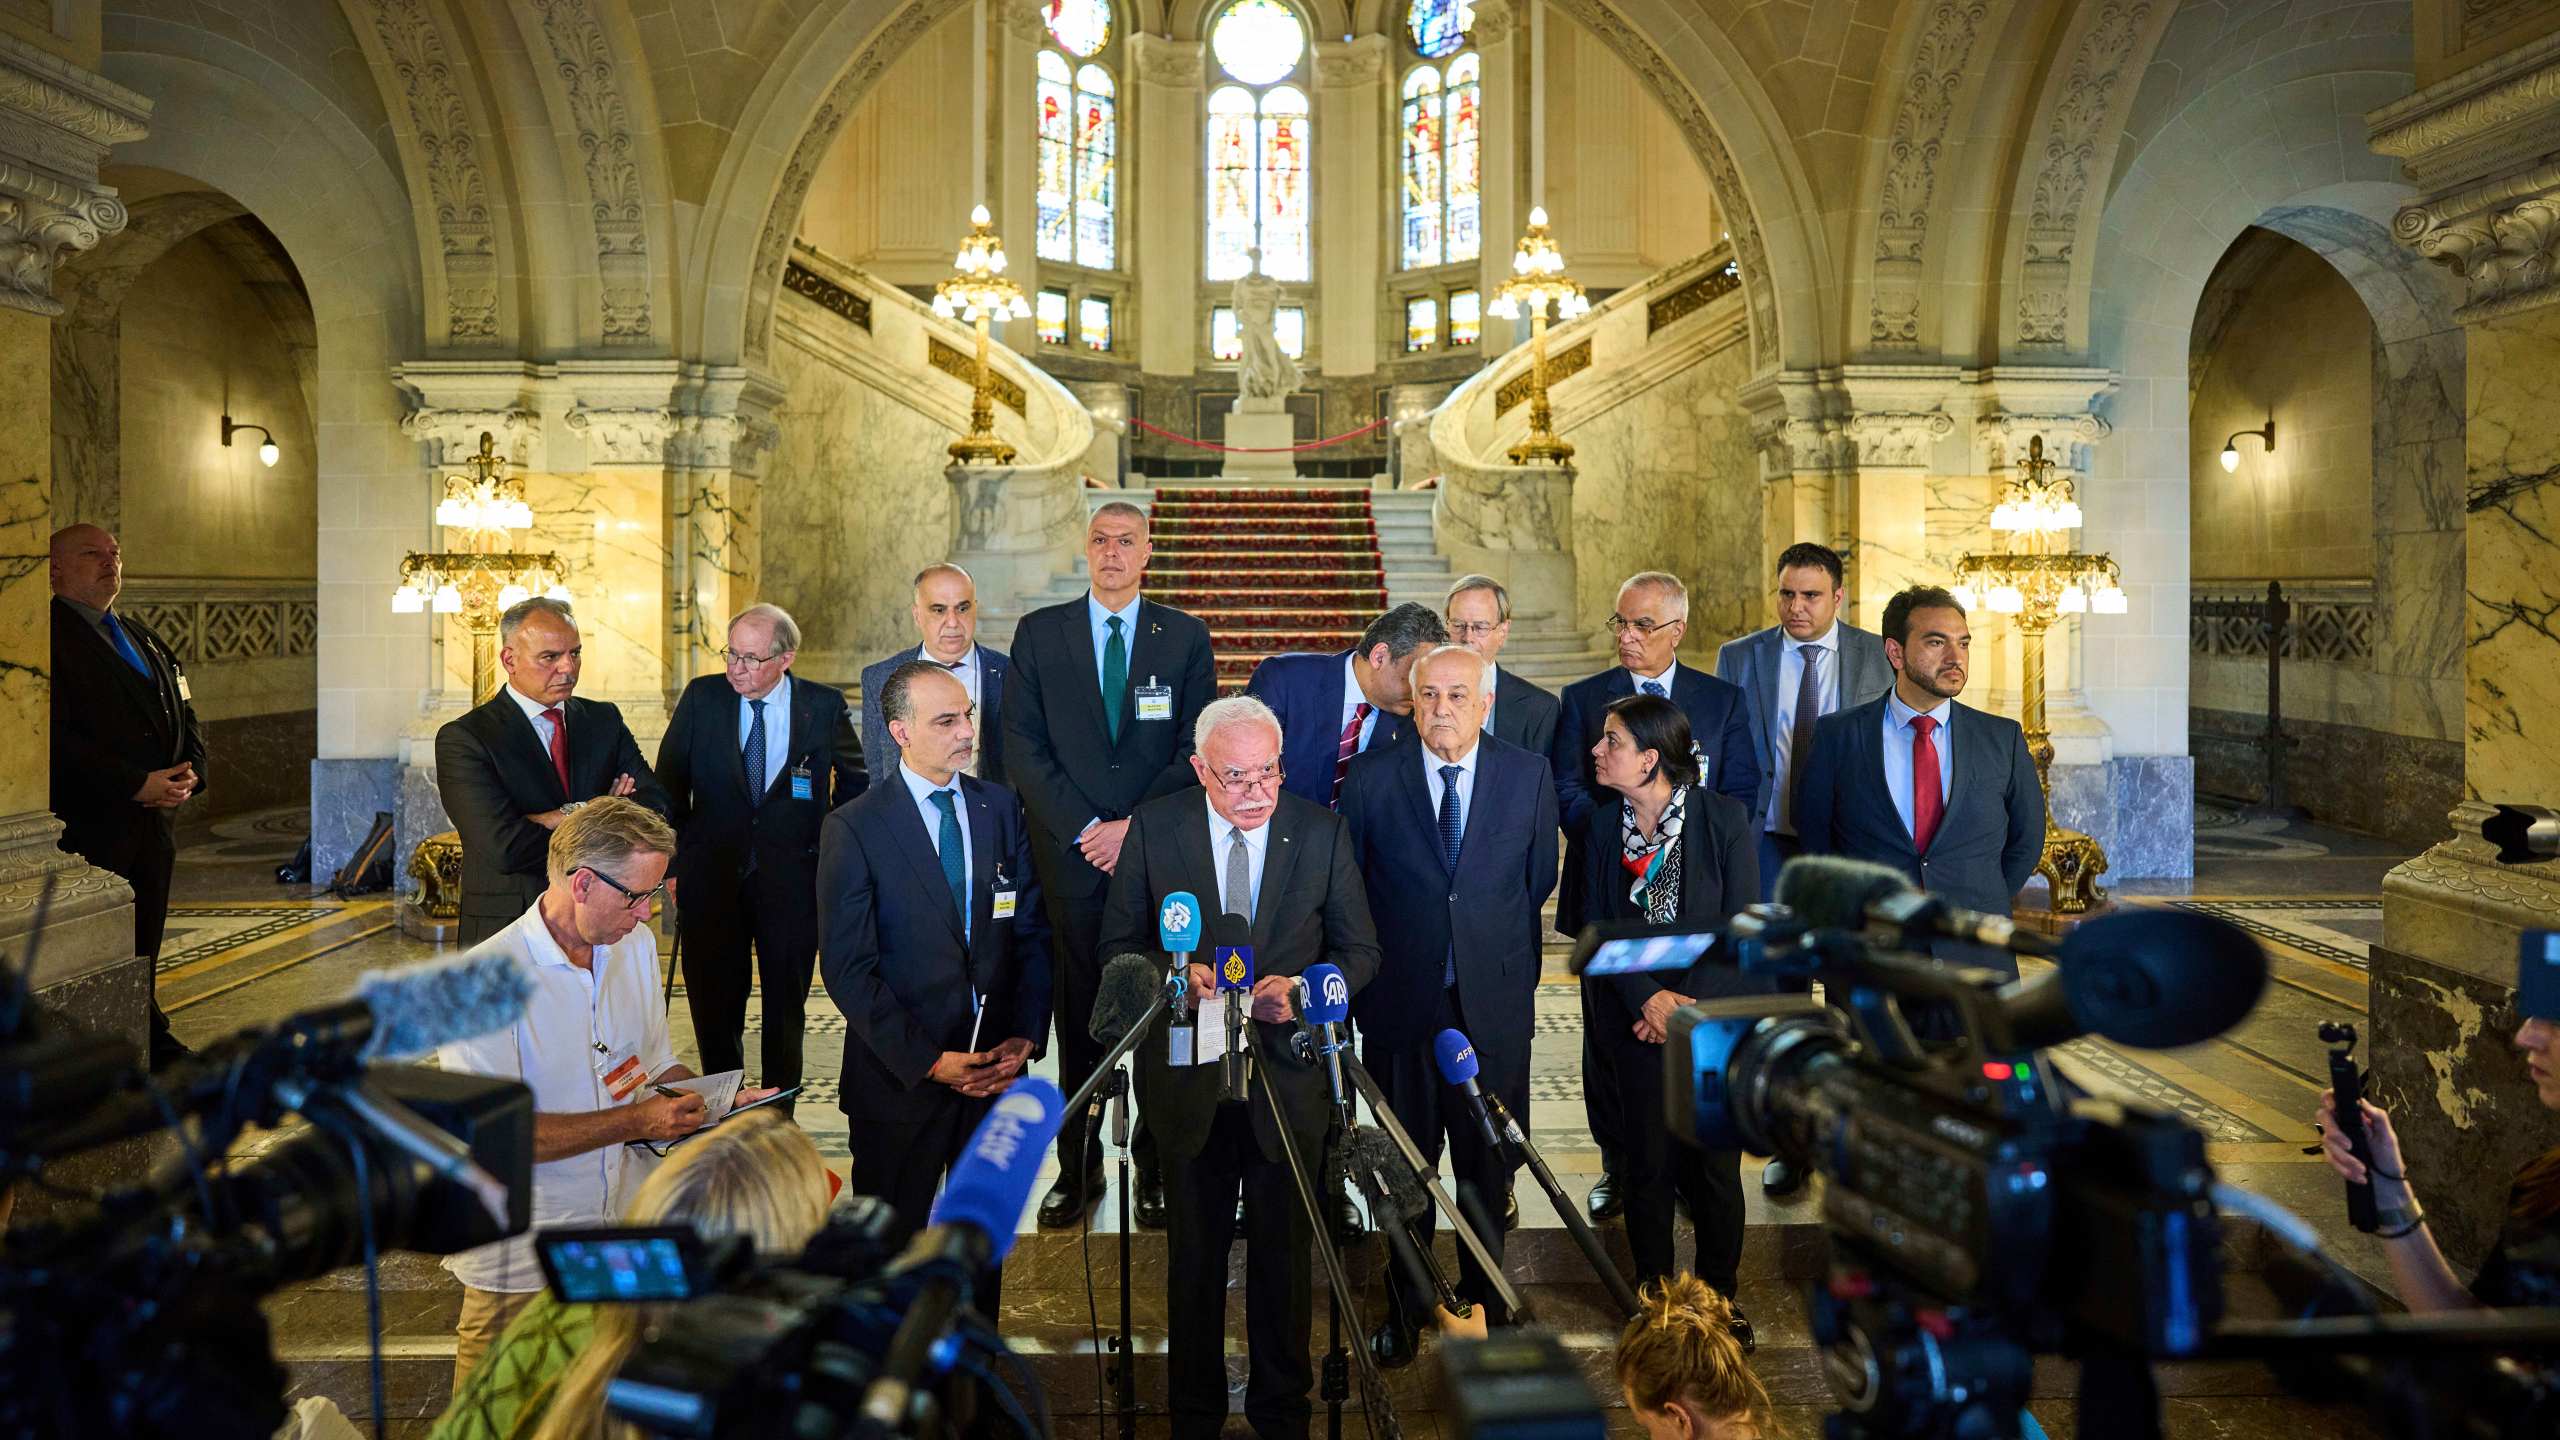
left=1619, top=783, right=1689, bottom=923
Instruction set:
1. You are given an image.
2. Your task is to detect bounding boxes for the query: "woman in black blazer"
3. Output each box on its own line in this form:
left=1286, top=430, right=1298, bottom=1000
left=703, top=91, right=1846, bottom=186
left=1579, top=693, right=1764, bottom=1340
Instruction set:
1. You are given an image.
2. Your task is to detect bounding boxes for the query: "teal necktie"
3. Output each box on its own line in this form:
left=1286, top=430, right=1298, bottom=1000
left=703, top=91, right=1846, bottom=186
left=930, top=789, right=968, bottom=940
left=1102, top=614, right=1128, bottom=744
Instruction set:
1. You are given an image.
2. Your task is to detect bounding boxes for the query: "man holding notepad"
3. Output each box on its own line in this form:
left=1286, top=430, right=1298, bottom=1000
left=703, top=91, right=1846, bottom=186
left=820, top=660, right=1052, bottom=1282
left=435, top=798, right=778, bottom=1386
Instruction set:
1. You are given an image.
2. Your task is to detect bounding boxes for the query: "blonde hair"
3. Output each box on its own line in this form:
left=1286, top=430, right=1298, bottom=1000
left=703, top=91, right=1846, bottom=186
left=546, top=796, right=677, bottom=884
left=1615, top=1273, right=1770, bottom=1429
left=532, top=1111, right=831, bottom=1440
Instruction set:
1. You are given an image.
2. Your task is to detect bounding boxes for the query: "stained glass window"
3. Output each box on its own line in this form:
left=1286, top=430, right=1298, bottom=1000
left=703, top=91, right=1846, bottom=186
left=1212, top=0, right=1305, bottom=85
left=1046, top=0, right=1111, bottom=55
left=1036, top=51, right=1074, bottom=262
left=1212, top=305, right=1307, bottom=360
left=1449, top=289, right=1480, bottom=346
left=1406, top=0, right=1473, bottom=59
left=1405, top=297, right=1438, bottom=352
left=1444, top=53, right=1480, bottom=264
left=1074, top=64, right=1116, bottom=267
left=1036, top=288, right=1069, bottom=345
left=1204, top=1, right=1312, bottom=283
left=1079, top=295, right=1113, bottom=351
left=1401, top=68, right=1443, bottom=270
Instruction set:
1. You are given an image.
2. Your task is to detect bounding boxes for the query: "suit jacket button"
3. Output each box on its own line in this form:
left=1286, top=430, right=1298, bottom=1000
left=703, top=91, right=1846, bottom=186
left=1448, top=894, right=1458, bottom=903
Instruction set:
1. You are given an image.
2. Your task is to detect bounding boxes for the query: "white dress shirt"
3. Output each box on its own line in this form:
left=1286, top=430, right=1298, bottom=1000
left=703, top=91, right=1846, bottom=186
left=737, top=673, right=792, bottom=797
left=1338, top=653, right=1385, bottom=750
left=1881, top=689, right=1957, bottom=839
left=504, top=682, right=565, bottom=758
left=1626, top=659, right=1680, bottom=695
left=1425, top=734, right=1481, bottom=843
left=439, top=902, right=678, bottom=1293
left=899, top=760, right=975, bottom=941
left=1766, top=625, right=1840, bottom=834
left=1480, top=662, right=1501, bottom=735
left=1210, top=791, right=1271, bottom=919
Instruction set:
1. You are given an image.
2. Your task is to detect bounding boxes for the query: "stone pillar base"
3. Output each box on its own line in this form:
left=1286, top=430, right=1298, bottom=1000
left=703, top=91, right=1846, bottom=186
left=1221, top=411, right=1300, bottom=482
left=2373, top=801, right=2560, bottom=1267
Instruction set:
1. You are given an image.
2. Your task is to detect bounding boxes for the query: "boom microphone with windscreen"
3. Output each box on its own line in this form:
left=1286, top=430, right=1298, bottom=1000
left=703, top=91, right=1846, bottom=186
left=1775, top=855, right=2054, bottom=957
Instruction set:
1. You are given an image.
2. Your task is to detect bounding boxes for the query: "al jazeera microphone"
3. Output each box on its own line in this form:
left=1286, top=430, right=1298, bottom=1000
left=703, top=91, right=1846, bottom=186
left=1209, top=914, right=1255, bottom=1102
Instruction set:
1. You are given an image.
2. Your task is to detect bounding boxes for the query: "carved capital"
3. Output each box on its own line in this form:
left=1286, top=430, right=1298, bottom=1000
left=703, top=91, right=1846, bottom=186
left=0, top=189, right=129, bottom=317
left=1313, top=36, right=1386, bottom=89
left=1845, top=410, right=1955, bottom=469
left=1469, top=0, right=1512, bottom=46
left=0, top=35, right=151, bottom=316
left=1127, top=34, right=1203, bottom=88
left=402, top=407, right=541, bottom=467
left=1978, top=410, right=2110, bottom=477
left=998, top=0, right=1048, bottom=45
left=2396, top=183, right=2560, bottom=321
left=564, top=405, right=678, bottom=465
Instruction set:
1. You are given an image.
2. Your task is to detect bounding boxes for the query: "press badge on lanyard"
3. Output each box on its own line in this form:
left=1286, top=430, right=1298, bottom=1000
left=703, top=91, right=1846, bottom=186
left=1135, top=675, right=1173, bottom=722
left=790, top=763, right=814, bottom=801
left=595, top=1043, right=647, bottom=1102
left=992, top=863, right=1017, bottom=921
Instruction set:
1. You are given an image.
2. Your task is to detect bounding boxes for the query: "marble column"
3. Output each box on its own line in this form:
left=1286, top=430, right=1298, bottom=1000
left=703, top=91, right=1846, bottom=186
left=1740, top=371, right=1841, bottom=629
left=1314, top=37, right=1385, bottom=379
left=0, top=26, right=156, bottom=1223
left=1431, top=462, right=1577, bottom=630
left=2363, top=37, right=2560, bottom=1264
left=1835, top=386, right=1955, bottom=631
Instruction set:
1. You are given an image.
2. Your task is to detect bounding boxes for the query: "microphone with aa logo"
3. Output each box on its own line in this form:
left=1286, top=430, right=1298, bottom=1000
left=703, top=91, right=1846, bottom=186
left=1434, top=1026, right=1639, bottom=1319
left=1290, top=962, right=1354, bottom=1130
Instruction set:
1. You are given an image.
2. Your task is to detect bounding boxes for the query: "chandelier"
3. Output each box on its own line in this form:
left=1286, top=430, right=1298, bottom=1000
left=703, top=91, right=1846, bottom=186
left=932, top=205, right=1033, bottom=465
left=390, top=431, right=567, bottom=700
left=1487, top=207, right=1590, bottom=466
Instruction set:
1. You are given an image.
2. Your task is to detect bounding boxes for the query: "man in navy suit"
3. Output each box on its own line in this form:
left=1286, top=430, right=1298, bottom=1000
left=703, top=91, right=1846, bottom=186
left=861, top=563, right=1009, bottom=787
left=1003, top=500, right=1218, bottom=1228
left=1444, top=574, right=1560, bottom=756
left=657, top=603, right=866, bottom=1101
left=820, top=660, right=1051, bottom=1292
left=1551, top=571, right=1758, bottom=1222
left=1795, top=584, right=2044, bottom=981
left=1339, top=644, right=1557, bottom=1367
left=1244, top=601, right=1447, bottom=809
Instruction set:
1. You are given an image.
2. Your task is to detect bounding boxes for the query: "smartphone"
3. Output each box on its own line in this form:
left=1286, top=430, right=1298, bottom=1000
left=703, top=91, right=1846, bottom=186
left=1576, top=929, right=1719, bottom=977
left=534, top=1225, right=707, bottom=1304
left=726, top=1085, right=802, bottom=1117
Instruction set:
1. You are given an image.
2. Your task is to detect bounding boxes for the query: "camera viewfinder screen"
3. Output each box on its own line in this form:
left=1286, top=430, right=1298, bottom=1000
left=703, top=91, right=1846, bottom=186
left=538, top=1230, right=697, bottom=1303
left=1580, top=933, right=1715, bottom=977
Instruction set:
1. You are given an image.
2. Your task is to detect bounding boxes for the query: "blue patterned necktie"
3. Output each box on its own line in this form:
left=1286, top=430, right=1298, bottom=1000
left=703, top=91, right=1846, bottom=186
left=744, top=698, right=767, bottom=806
left=101, top=611, right=150, bottom=676
left=1102, top=614, right=1128, bottom=744
left=930, top=789, right=968, bottom=940
left=1439, top=764, right=1463, bottom=985
left=1639, top=680, right=1667, bottom=699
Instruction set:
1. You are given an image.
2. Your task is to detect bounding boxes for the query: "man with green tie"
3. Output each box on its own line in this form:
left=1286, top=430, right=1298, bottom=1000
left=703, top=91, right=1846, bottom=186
left=1001, top=501, right=1217, bottom=1229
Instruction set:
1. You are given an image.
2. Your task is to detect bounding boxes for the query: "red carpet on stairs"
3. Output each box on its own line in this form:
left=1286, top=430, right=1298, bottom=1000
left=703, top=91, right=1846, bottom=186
left=1143, top=487, right=1389, bottom=688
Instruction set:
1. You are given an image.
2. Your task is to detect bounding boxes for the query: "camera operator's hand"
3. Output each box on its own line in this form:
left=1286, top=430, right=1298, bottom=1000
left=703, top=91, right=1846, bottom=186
left=1434, top=1303, right=1489, bottom=1340
left=1636, top=990, right=1694, bottom=1045
left=2318, top=1088, right=2410, bottom=1196
left=632, top=1090, right=708, bottom=1142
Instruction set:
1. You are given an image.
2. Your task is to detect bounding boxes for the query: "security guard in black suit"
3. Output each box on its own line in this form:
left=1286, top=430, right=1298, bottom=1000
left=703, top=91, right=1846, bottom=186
left=658, top=603, right=866, bottom=1098
left=48, top=524, right=207, bottom=1069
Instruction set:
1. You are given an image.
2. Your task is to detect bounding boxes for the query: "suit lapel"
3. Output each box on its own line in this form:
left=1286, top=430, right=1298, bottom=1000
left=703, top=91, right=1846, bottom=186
left=1177, top=798, right=1228, bottom=921
left=1936, top=702, right=1984, bottom=841
left=978, top=646, right=1004, bottom=730
left=1067, top=602, right=1116, bottom=751
left=964, top=779, right=1001, bottom=979
left=727, top=687, right=755, bottom=799
left=1251, top=802, right=1303, bottom=946
left=1860, top=701, right=1918, bottom=850
left=1396, top=746, right=1447, bottom=876
left=496, top=693, right=568, bottom=804
left=883, top=782, right=969, bottom=942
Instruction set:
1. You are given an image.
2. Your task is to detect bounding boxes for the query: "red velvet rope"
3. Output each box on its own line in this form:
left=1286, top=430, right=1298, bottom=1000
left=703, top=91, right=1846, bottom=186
left=1128, top=415, right=1390, bottom=454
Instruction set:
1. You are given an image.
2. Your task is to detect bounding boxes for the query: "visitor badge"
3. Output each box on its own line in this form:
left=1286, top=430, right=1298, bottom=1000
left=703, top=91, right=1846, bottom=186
left=595, top=1047, right=647, bottom=1102
left=993, top=889, right=1017, bottom=920
left=1135, top=676, right=1173, bottom=722
left=790, top=763, right=813, bottom=801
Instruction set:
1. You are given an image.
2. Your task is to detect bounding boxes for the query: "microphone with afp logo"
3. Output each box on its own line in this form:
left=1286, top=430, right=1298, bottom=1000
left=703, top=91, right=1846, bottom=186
left=1211, top=912, right=1255, bottom=1103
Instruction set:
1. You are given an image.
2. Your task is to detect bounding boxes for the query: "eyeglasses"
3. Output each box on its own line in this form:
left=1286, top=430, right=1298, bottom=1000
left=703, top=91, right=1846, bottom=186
left=1209, top=762, right=1284, bottom=796
left=1445, top=620, right=1503, bottom=641
left=721, top=647, right=785, bottom=669
left=1605, top=614, right=1683, bottom=637
left=582, top=865, right=667, bottom=912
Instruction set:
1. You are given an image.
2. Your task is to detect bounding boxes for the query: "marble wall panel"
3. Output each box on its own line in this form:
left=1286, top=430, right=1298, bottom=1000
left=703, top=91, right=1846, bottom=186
left=2369, top=942, right=2548, bottom=1270
left=2107, top=754, right=2194, bottom=878
left=1562, top=338, right=1762, bottom=658
left=201, top=708, right=317, bottom=821
left=518, top=469, right=672, bottom=703
left=761, top=331, right=960, bottom=684
left=9, top=956, right=158, bottom=1228
left=2461, top=308, right=2560, bottom=806
left=2046, top=759, right=2114, bottom=857
left=310, top=756, right=399, bottom=884
left=2192, top=705, right=2460, bottom=847
left=49, top=307, right=117, bottom=532
left=0, top=307, right=51, bottom=820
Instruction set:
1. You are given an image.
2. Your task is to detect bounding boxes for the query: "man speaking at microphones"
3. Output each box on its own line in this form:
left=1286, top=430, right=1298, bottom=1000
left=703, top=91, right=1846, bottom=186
left=1097, top=695, right=1381, bottom=1440
left=1338, top=644, right=1557, bottom=1366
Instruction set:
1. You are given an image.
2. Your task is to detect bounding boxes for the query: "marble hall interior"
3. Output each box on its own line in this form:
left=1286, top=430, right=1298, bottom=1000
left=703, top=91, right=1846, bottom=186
left=4, top=0, right=2558, bottom=1435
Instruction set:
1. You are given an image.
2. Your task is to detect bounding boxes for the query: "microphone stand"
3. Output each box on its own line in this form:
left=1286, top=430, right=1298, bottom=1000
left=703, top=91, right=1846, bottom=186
left=1318, top=1090, right=1352, bottom=1440
left=1482, top=1091, right=1638, bottom=1318
left=1099, top=1065, right=1138, bottom=1440
left=1249, top=1030, right=1400, bottom=1440
left=1061, top=968, right=1185, bottom=1119
left=1343, top=1056, right=1528, bottom=1323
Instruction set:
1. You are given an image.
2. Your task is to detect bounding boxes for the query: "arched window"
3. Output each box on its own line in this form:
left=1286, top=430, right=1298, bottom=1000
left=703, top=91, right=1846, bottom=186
left=1205, top=0, right=1311, bottom=281
left=1036, top=0, right=1117, bottom=269
left=1399, top=0, right=1478, bottom=270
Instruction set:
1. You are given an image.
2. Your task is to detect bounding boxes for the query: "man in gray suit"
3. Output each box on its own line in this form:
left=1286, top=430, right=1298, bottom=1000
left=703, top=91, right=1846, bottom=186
left=1714, top=543, right=1894, bottom=901
left=1445, top=573, right=1560, bottom=756
left=862, top=563, right=1009, bottom=788
left=1795, top=585, right=2044, bottom=985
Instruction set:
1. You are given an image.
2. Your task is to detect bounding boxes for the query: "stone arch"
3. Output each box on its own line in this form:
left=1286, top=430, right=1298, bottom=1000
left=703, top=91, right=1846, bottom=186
left=689, top=0, right=1831, bottom=375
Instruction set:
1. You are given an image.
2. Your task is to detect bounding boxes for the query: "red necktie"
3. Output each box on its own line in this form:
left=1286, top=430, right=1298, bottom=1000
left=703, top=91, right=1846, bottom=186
left=1330, top=702, right=1372, bottom=808
left=541, top=706, right=571, bottom=797
left=1909, top=714, right=1943, bottom=854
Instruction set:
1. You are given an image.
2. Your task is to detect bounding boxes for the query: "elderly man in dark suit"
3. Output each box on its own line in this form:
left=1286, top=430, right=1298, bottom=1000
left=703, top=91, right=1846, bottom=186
left=1444, top=574, right=1559, bottom=756
left=1339, top=644, right=1556, bottom=1367
left=861, top=562, right=1009, bottom=787
left=1003, top=500, right=1217, bottom=1228
left=47, top=524, right=207, bottom=1069
left=435, top=597, right=670, bottom=946
left=821, top=661, right=1050, bottom=1288
left=1097, top=693, right=1381, bottom=1440
left=1795, top=585, right=2044, bottom=981
left=1550, top=570, right=1759, bottom=1222
left=656, top=603, right=865, bottom=1100
left=1243, top=601, right=1444, bottom=809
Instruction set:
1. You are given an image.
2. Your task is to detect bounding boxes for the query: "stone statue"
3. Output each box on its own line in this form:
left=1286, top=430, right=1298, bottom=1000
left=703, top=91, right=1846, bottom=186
left=1230, top=247, right=1301, bottom=414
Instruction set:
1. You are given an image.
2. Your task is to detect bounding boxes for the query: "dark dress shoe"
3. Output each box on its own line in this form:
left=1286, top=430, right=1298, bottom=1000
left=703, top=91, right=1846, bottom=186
left=1037, top=1170, right=1104, bottom=1229
left=1502, top=1187, right=1520, bottom=1233
left=1762, top=1157, right=1805, bottom=1196
left=1586, top=1174, right=1624, bottom=1221
left=1135, top=1172, right=1169, bottom=1230
left=1370, top=1315, right=1419, bottom=1369
left=1727, top=1302, right=1757, bottom=1355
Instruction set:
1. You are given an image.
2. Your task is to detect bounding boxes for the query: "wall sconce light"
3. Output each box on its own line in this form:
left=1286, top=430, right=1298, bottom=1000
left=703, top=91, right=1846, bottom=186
left=222, top=413, right=280, bottom=467
left=2219, top=418, right=2274, bottom=473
